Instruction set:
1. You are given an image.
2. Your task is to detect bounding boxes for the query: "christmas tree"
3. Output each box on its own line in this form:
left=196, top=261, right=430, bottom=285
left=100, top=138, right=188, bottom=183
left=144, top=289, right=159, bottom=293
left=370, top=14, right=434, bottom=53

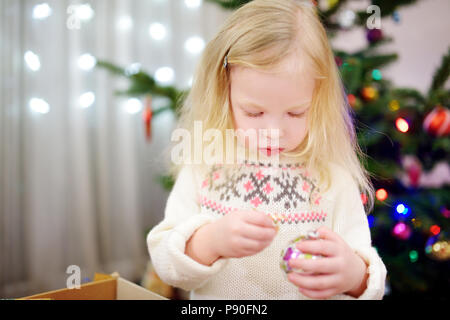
left=97, top=0, right=449, bottom=299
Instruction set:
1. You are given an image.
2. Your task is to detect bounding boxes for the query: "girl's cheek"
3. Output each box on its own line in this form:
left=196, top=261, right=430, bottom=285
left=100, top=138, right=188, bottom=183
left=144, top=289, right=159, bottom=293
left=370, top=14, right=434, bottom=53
left=288, top=123, right=308, bottom=146
left=235, top=128, right=259, bottom=149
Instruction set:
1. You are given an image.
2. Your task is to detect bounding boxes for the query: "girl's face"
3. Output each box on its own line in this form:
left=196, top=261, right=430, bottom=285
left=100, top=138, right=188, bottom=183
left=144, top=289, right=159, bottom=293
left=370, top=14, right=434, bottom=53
left=229, top=54, right=315, bottom=157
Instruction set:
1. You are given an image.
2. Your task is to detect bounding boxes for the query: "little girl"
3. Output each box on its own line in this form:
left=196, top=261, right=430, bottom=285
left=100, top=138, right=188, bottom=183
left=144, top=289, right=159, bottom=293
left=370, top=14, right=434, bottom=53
left=147, top=0, right=387, bottom=300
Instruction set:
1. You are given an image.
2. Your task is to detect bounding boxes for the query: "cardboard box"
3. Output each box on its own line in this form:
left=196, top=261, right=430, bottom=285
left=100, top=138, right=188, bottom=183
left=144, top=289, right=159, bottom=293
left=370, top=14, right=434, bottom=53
left=19, top=272, right=168, bottom=300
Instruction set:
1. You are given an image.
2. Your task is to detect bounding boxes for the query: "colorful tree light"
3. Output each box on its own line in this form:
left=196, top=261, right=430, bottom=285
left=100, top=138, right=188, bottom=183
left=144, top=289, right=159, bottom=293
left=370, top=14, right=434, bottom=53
left=430, top=225, right=441, bottom=235
left=367, top=215, right=375, bottom=228
left=347, top=94, right=356, bottom=107
left=409, top=250, right=418, bottom=262
left=376, top=188, right=388, bottom=201
left=396, top=117, right=409, bottom=133
left=392, top=222, right=412, bottom=240
left=361, top=193, right=368, bottom=205
left=396, top=203, right=409, bottom=215
left=394, top=203, right=411, bottom=219
left=372, top=69, right=382, bottom=81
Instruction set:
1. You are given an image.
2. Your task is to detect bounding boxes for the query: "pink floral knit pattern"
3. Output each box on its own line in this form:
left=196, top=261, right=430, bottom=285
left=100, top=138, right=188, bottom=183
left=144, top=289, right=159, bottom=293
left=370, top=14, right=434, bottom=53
left=198, top=160, right=327, bottom=224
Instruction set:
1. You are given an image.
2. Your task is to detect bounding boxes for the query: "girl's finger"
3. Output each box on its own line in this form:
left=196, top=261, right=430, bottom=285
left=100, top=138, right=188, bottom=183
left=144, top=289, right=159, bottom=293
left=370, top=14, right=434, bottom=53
left=316, top=226, right=342, bottom=243
left=289, top=256, right=338, bottom=274
left=298, top=287, right=338, bottom=300
left=295, top=239, right=336, bottom=257
left=239, top=237, right=262, bottom=251
left=243, top=210, right=276, bottom=229
left=287, top=272, right=338, bottom=291
left=241, top=223, right=277, bottom=241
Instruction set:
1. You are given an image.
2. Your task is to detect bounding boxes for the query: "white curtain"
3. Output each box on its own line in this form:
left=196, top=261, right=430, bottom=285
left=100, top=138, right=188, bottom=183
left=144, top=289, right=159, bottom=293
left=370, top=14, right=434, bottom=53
left=0, top=0, right=230, bottom=298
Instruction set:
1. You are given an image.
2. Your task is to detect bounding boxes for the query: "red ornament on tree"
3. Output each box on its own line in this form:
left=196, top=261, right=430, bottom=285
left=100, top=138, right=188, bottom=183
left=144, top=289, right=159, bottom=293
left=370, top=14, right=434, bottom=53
left=401, top=155, right=422, bottom=188
left=423, top=105, right=450, bottom=137
left=143, top=95, right=153, bottom=142
left=407, top=162, right=422, bottom=188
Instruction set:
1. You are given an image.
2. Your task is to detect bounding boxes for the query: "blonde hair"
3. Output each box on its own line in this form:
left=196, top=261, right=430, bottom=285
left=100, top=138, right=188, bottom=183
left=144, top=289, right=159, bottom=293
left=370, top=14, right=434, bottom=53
left=171, top=0, right=375, bottom=213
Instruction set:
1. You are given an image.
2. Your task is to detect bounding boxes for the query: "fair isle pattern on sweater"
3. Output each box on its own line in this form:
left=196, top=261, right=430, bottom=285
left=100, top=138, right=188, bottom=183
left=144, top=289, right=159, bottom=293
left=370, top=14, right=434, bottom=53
left=197, top=160, right=328, bottom=224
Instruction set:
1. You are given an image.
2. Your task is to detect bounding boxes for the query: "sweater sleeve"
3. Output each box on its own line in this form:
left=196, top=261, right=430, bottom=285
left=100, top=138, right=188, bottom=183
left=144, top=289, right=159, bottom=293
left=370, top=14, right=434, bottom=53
left=146, top=164, right=229, bottom=291
left=330, top=166, right=387, bottom=300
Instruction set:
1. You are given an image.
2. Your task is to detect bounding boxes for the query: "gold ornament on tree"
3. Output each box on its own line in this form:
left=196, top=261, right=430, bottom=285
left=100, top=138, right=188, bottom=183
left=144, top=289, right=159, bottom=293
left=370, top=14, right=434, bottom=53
left=425, top=233, right=450, bottom=261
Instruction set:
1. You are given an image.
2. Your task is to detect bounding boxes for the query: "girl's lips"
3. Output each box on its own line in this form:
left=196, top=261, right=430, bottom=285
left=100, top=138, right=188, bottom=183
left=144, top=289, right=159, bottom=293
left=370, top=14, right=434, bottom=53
left=259, top=148, right=285, bottom=156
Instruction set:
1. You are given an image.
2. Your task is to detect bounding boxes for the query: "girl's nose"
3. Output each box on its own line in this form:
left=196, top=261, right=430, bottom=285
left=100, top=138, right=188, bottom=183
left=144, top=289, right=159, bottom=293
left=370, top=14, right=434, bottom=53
left=261, top=126, right=284, bottom=145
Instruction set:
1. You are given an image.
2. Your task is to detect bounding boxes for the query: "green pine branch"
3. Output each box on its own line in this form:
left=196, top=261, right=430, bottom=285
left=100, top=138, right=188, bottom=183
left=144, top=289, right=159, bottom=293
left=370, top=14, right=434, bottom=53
left=361, top=53, right=398, bottom=70
left=205, top=0, right=250, bottom=10
left=96, top=60, right=188, bottom=115
left=429, top=47, right=450, bottom=94
left=371, top=0, right=419, bottom=17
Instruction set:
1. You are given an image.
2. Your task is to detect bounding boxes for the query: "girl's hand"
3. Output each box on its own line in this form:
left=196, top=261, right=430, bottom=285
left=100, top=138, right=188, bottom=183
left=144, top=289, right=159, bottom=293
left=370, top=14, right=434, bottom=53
left=210, top=210, right=277, bottom=259
left=287, top=226, right=369, bottom=299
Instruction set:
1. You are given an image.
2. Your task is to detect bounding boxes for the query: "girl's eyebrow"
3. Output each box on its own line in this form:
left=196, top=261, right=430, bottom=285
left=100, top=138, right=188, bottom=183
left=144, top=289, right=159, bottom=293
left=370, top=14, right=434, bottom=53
left=238, top=100, right=311, bottom=111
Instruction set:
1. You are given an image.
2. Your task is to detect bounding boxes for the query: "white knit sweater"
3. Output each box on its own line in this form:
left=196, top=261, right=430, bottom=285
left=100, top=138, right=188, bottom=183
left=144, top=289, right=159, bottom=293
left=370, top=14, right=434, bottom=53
left=147, top=152, right=387, bottom=300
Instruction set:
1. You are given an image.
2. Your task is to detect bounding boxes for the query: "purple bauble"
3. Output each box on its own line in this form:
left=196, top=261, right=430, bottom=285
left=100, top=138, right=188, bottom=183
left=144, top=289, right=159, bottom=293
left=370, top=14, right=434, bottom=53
left=367, top=28, right=383, bottom=43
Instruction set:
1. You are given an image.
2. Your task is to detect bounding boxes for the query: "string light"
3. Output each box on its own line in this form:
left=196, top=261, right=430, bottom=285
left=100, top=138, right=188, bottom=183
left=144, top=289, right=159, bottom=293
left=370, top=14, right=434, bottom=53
left=361, top=193, right=368, bottom=205
left=372, top=69, right=382, bottom=81
left=396, top=203, right=410, bottom=218
left=389, top=100, right=400, bottom=111
left=367, top=215, right=375, bottom=228
left=124, top=98, right=143, bottom=114
left=396, top=204, right=406, bottom=214
left=24, top=51, right=41, bottom=71
left=155, top=67, right=175, bottom=85
left=76, top=4, right=95, bottom=21
left=376, top=188, right=388, bottom=201
left=430, top=225, right=441, bottom=236
left=392, top=222, right=411, bottom=240
left=393, top=222, right=406, bottom=234
left=32, top=3, right=52, bottom=20
left=409, top=250, right=418, bottom=262
left=185, top=36, right=205, bottom=54
left=29, top=98, right=50, bottom=114
left=78, top=53, right=97, bottom=71
left=117, top=16, right=133, bottom=31
left=149, top=23, right=167, bottom=40
left=79, top=92, right=95, bottom=108
left=396, top=117, right=409, bottom=133
left=185, top=0, right=203, bottom=8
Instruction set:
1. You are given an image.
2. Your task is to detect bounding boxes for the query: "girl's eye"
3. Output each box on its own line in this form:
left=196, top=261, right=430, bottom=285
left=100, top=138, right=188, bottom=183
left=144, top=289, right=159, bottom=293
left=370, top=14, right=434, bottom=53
left=245, top=112, right=263, bottom=118
left=288, top=112, right=306, bottom=118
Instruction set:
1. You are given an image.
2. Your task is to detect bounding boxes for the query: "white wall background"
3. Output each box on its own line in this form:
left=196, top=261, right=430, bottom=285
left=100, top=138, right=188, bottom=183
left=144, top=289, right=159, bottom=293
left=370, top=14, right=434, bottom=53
left=0, top=0, right=230, bottom=298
